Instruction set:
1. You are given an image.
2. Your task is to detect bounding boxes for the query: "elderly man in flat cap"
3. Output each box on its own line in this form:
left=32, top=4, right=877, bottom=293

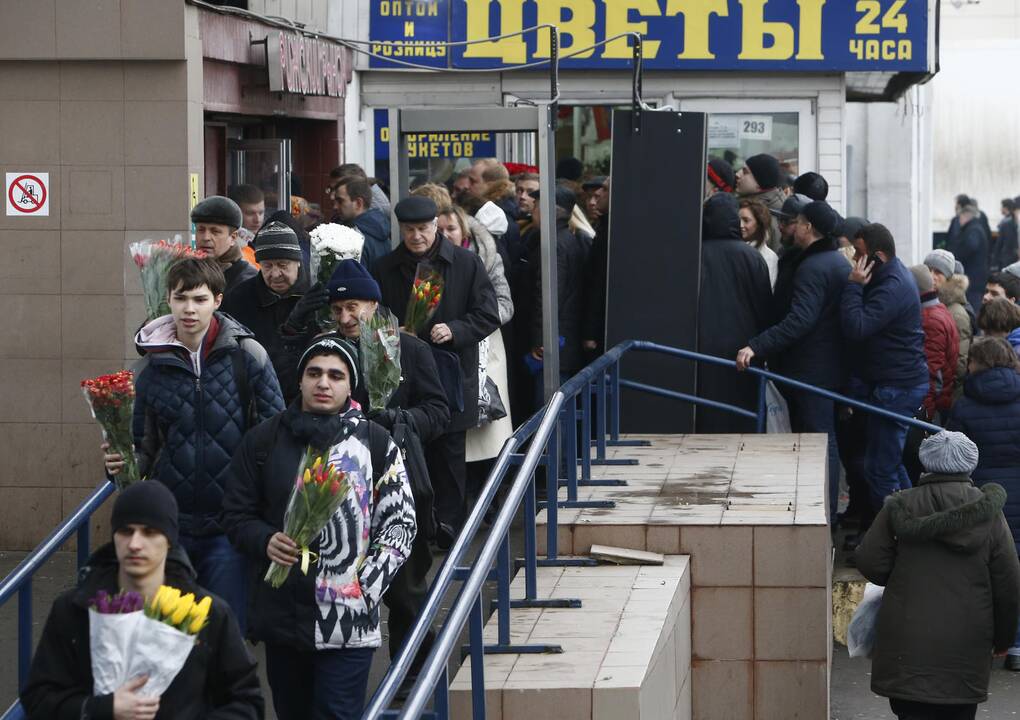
left=192, top=195, right=258, bottom=293
left=373, top=195, right=500, bottom=546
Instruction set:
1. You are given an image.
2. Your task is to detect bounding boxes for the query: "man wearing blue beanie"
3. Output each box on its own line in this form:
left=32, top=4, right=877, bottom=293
left=325, top=259, right=449, bottom=691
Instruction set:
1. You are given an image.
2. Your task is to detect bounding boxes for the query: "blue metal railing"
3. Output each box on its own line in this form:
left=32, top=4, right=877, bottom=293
left=363, top=339, right=941, bottom=719
left=1, top=340, right=941, bottom=719
left=1, top=480, right=116, bottom=719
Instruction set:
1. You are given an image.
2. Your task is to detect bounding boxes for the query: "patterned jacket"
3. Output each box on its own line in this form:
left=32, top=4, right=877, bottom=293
left=133, top=313, right=285, bottom=536
left=222, top=407, right=416, bottom=650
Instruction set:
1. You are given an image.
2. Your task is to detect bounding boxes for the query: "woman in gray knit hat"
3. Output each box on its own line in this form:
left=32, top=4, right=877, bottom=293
left=857, top=430, right=1020, bottom=719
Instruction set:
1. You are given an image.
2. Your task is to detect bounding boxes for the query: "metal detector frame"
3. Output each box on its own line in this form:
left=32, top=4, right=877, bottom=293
left=387, top=103, right=562, bottom=399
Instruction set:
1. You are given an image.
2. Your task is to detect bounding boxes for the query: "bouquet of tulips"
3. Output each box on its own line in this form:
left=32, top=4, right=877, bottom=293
left=129, top=237, right=207, bottom=321
left=265, top=449, right=351, bottom=588
left=359, top=306, right=402, bottom=411
left=82, top=370, right=140, bottom=489
left=404, top=263, right=444, bottom=335
left=309, top=223, right=365, bottom=330
left=89, top=584, right=212, bottom=696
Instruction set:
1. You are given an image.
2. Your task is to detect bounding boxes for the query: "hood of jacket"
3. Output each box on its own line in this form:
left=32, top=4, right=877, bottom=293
left=353, top=206, right=390, bottom=239
left=702, top=193, right=741, bottom=241
left=963, top=365, right=1020, bottom=404
left=134, top=312, right=252, bottom=358
left=887, top=474, right=1006, bottom=553
left=476, top=201, right=510, bottom=235
left=939, top=274, right=969, bottom=307
left=71, top=541, right=198, bottom=609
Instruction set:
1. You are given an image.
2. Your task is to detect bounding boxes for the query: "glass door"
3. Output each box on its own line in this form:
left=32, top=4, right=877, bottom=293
left=226, top=138, right=292, bottom=215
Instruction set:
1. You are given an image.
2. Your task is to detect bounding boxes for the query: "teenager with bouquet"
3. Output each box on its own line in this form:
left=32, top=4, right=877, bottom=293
left=20, top=481, right=263, bottom=720
left=103, top=258, right=285, bottom=631
left=326, top=259, right=449, bottom=691
left=222, top=335, right=416, bottom=720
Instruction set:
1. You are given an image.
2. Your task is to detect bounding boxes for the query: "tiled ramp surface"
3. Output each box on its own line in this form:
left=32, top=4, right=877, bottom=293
left=450, top=558, right=692, bottom=720
left=533, top=434, right=833, bottom=720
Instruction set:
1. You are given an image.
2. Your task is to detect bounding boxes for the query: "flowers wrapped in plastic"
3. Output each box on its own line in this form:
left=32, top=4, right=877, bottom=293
left=88, top=584, right=212, bottom=697
left=129, top=237, right=207, bottom=321
left=264, top=449, right=352, bottom=588
left=404, top=263, right=444, bottom=335
left=82, top=371, right=140, bottom=489
left=359, top=306, right=402, bottom=411
left=309, top=223, right=365, bottom=329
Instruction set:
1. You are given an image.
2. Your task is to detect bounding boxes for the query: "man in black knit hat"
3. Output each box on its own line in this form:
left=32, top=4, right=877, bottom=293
left=21, top=481, right=263, bottom=720
left=736, top=153, right=785, bottom=249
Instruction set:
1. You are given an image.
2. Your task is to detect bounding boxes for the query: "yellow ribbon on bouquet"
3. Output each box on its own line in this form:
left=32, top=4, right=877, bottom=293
left=299, top=546, right=319, bottom=575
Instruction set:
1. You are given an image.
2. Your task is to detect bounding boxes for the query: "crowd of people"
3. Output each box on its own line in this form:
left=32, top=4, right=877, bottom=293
left=16, top=150, right=1020, bottom=720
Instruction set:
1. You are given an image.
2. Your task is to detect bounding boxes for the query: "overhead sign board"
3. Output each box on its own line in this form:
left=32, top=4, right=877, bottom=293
left=374, top=109, right=497, bottom=160
left=266, top=30, right=349, bottom=97
left=369, top=0, right=929, bottom=72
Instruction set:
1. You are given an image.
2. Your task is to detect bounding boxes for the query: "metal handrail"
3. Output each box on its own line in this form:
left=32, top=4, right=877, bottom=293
left=366, top=339, right=944, bottom=719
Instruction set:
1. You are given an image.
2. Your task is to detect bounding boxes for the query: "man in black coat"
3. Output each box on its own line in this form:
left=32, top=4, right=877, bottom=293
left=527, top=184, right=589, bottom=401
left=582, top=177, right=611, bottom=355
left=949, top=204, right=991, bottom=310
left=326, top=258, right=450, bottom=681
left=222, top=220, right=327, bottom=404
left=696, top=194, right=773, bottom=433
left=737, top=201, right=849, bottom=525
left=373, top=195, right=500, bottom=533
left=21, top=481, right=263, bottom=720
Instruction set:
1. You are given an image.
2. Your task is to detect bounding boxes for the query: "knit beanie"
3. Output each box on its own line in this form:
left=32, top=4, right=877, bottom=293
left=254, top=220, right=303, bottom=263
left=744, top=154, right=781, bottom=190
left=924, top=249, right=956, bottom=279
left=297, top=334, right=360, bottom=391
left=918, top=431, right=979, bottom=475
left=111, top=481, right=180, bottom=547
left=793, top=172, right=829, bottom=202
left=910, top=264, right=934, bottom=294
left=191, top=195, right=243, bottom=230
left=327, top=259, right=382, bottom=303
left=707, top=158, right=735, bottom=193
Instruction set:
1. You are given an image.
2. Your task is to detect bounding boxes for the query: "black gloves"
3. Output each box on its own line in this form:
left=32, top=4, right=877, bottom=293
left=367, top=407, right=399, bottom=430
left=284, top=282, right=330, bottom=332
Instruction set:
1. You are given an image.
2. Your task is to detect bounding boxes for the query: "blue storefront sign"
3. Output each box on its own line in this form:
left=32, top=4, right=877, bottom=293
left=370, top=0, right=929, bottom=73
left=374, top=109, right=498, bottom=160
left=369, top=0, right=450, bottom=69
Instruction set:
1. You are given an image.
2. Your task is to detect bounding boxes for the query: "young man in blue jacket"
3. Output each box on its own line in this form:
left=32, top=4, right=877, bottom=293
left=104, top=257, right=285, bottom=630
left=841, top=223, right=928, bottom=513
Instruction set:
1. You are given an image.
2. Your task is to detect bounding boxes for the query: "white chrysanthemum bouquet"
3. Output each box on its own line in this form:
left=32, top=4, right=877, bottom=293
left=309, top=223, right=365, bottom=328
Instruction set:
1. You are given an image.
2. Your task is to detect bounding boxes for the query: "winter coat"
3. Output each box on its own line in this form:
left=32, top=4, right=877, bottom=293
left=351, top=329, right=451, bottom=443
left=20, top=543, right=263, bottom=720
left=353, top=207, right=392, bottom=271
left=221, top=271, right=317, bottom=405
left=856, top=474, right=1020, bottom=704
left=947, top=366, right=1020, bottom=550
left=840, top=256, right=928, bottom=388
left=133, top=313, right=285, bottom=536
left=939, top=276, right=975, bottom=392
left=220, top=245, right=260, bottom=295
left=994, top=216, right=1018, bottom=270
left=466, top=216, right=514, bottom=325
left=222, top=406, right=416, bottom=651
left=749, top=237, right=848, bottom=389
left=696, top=193, right=774, bottom=433
left=529, top=212, right=590, bottom=374
left=1009, top=327, right=1020, bottom=356
left=919, top=295, right=959, bottom=417
left=582, top=213, right=609, bottom=347
left=738, top=187, right=785, bottom=251
left=948, top=219, right=990, bottom=310
left=373, top=234, right=500, bottom=433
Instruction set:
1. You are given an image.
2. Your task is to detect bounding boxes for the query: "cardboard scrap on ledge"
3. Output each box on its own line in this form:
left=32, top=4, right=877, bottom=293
left=589, top=544, right=665, bottom=566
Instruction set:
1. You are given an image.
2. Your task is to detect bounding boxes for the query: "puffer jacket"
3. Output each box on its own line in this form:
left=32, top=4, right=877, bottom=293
left=856, top=473, right=1020, bottom=704
left=222, top=405, right=415, bottom=651
left=919, top=293, right=959, bottom=417
left=133, top=313, right=285, bottom=536
left=947, top=366, right=1020, bottom=550
left=939, top=275, right=975, bottom=392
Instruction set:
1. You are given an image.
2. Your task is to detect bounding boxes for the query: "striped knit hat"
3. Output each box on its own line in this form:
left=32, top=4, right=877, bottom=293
left=254, top=220, right=302, bottom=263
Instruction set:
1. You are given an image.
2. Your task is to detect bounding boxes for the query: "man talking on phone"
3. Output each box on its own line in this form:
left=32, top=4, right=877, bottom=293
left=840, top=223, right=929, bottom=516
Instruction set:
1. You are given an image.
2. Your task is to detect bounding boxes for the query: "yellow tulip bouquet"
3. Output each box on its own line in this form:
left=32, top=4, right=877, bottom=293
left=88, top=584, right=211, bottom=697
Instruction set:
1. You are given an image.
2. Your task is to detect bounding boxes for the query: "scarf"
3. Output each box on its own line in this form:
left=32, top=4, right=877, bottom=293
left=280, top=399, right=352, bottom=452
left=218, top=242, right=243, bottom=268
left=397, top=236, right=443, bottom=284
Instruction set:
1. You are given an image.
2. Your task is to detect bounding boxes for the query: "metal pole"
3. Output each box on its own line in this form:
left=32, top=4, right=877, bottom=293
left=18, top=584, right=30, bottom=691
left=545, top=421, right=560, bottom=560
left=563, top=400, right=578, bottom=502
left=388, top=107, right=409, bottom=250
left=469, top=595, right=487, bottom=720
left=609, top=361, right=622, bottom=441
left=756, top=375, right=768, bottom=433
left=522, top=472, right=538, bottom=600
left=497, top=534, right=512, bottom=645
left=537, top=102, right=560, bottom=401
left=595, top=369, right=608, bottom=460
left=432, top=666, right=450, bottom=720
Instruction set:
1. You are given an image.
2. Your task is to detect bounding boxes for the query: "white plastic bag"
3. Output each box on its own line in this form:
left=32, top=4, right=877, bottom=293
left=765, top=381, right=792, bottom=434
left=847, top=583, right=884, bottom=658
left=126, top=615, right=198, bottom=698
left=89, top=609, right=143, bottom=694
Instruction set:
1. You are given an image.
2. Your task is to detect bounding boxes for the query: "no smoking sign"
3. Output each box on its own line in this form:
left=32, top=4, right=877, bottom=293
left=6, top=172, right=49, bottom=216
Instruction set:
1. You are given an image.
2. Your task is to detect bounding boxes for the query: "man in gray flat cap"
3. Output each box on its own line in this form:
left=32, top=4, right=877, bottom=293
left=192, top=195, right=258, bottom=294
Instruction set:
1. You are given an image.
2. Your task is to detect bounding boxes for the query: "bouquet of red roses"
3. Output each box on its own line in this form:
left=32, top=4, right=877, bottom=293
left=82, top=371, right=139, bottom=489
left=265, top=450, right=351, bottom=588
left=129, top=237, right=207, bottom=321
left=404, top=263, right=444, bottom=335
